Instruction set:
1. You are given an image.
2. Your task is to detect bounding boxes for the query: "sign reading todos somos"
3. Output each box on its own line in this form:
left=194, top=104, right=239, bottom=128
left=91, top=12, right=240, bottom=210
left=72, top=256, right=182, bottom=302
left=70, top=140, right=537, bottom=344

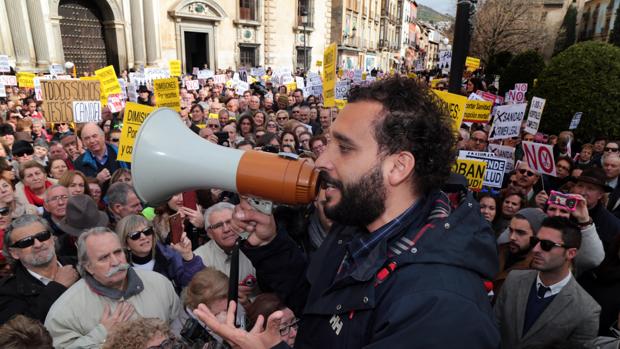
left=41, top=80, right=101, bottom=123
left=522, top=141, right=557, bottom=177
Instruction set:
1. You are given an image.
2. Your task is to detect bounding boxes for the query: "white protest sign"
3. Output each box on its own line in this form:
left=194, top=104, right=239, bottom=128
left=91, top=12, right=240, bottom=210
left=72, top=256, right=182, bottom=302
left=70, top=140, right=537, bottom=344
left=295, top=76, right=305, bottom=89
left=335, top=80, right=350, bottom=100
left=353, top=69, right=363, bottom=83
left=0, top=55, right=9, bottom=72
left=127, top=82, right=138, bottom=102
left=0, top=83, right=5, bottom=98
left=522, top=141, right=557, bottom=176
left=118, top=78, right=127, bottom=100
left=524, top=97, right=546, bottom=135
left=33, top=77, right=44, bottom=101
left=489, top=103, right=527, bottom=140
left=55, top=75, right=73, bottom=80
left=281, top=75, right=294, bottom=85
left=506, top=89, right=526, bottom=103
left=488, top=144, right=515, bottom=172
left=235, top=80, right=250, bottom=96
left=50, top=64, right=65, bottom=75
left=0, top=75, right=17, bottom=86
left=439, top=50, right=452, bottom=69
left=198, top=69, right=214, bottom=79
left=514, top=83, right=528, bottom=93
left=569, top=112, right=582, bottom=130
left=459, top=151, right=508, bottom=188
left=72, top=101, right=101, bottom=123
left=213, top=74, right=227, bottom=84
left=185, top=80, right=200, bottom=91
left=106, top=93, right=125, bottom=113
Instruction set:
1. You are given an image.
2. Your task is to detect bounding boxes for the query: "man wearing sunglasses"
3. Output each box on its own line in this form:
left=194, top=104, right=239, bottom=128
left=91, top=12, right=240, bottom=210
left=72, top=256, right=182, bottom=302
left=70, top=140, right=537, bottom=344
left=495, top=217, right=600, bottom=348
left=514, top=161, right=541, bottom=206
left=0, top=215, right=79, bottom=325
left=603, top=153, right=620, bottom=219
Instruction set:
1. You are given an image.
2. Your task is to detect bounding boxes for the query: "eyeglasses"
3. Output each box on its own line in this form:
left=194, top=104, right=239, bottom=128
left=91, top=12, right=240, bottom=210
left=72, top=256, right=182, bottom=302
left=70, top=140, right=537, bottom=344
left=47, top=194, right=69, bottom=203
left=14, top=151, right=33, bottom=157
left=604, top=147, right=619, bottom=152
left=208, top=219, right=231, bottom=230
left=0, top=207, right=10, bottom=216
left=146, top=337, right=186, bottom=349
left=277, top=116, right=288, bottom=120
left=127, top=227, right=154, bottom=241
left=11, top=230, right=52, bottom=249
left=530, top=236, right=565, bottom=252
left=208, top=124, right=219, bottom=129
left=279, top=318, right=300, bottom=336
left=518, top=168, right=536, bottom=177
left=110, top=138, right=120, bottom=142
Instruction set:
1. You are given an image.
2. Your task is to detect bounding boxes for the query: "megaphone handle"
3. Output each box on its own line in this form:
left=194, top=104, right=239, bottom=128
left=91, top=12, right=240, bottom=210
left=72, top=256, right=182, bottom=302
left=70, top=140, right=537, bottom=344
left=228, top=237, right=241, bottom=328
left=247, top=198, right=273, bottom=215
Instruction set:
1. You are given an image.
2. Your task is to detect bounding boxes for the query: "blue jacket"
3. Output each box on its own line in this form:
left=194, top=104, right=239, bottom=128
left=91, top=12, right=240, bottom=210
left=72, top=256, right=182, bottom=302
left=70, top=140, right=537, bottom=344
left=154, top=242, right=204, bottom=291
left=243, top=191, right=500, bottom=348
left=74, top=143, right=129, bottom=178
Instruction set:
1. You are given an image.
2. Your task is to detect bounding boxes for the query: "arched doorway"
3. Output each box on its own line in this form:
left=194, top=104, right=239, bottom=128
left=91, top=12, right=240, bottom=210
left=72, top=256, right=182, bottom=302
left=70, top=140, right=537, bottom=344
left=59, top=0, right=109, bottom=75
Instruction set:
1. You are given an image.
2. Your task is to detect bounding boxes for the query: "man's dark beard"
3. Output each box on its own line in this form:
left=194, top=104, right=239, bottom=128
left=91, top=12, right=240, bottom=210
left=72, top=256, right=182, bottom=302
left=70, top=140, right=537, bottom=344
left=320, top=166, right=386, bottom=227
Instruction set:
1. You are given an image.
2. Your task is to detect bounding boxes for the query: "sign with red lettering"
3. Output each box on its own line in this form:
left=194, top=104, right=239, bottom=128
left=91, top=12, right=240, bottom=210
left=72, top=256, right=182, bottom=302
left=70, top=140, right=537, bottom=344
left=522, top=141, right=557, bottom=176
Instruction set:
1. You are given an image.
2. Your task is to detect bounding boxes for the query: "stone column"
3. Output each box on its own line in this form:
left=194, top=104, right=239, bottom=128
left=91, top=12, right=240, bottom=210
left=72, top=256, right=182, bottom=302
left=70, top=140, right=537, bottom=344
left=143, top=0, right=160, bottom=66
left=130, top=0, right=146, bottom=67
left=5, top=0, right=35, bottom=70
left=0, top=0, right=16, bottom=61
left=26, top=0, right=51, bottom=67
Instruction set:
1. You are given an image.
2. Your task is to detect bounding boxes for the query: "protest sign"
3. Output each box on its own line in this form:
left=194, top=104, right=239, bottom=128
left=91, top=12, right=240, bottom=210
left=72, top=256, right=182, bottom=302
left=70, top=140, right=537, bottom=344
left=323, top=43, right=337, bottom=107
left=144, top=68, right=170, bottom=81
left=213, top=74, right=227, bottom=84
left=476, top=90, right=504, bottom=105
left=465, top=57, right=480, bottom=72
left=198, top=69, right=214, bottom=79
left=506, top=89, right=526, bottom=104
left=433, top=90, right=467, bottom=132
left=17, top=72, right=35, bottom=88
left=192, top=67, right=199, bottom=75
left=107, top=93, right=125, bottom=113
left=295, top=76, right=305, bottom=89
left=335, top=99, right=347, bottom=110
left=117, top=102, right=154, bottom=162
left=235, top=80, right=250, bottom=96
left=522, top=141, right=557, bottom=176
left=80, top=76, right=108, bottom=106
left=0, top=75, right=17, bottom=86
left=41, top=80, right=100, bottom=123
left=353, top=69, right=362, bottom=83
left=451, top=158, right=487, bottom=191
left=72, top=101, right=101, bottom=123
left=95, top=65, right=122, bottom=97
left=153, top=78, right=181, bottom=112
left=33, top=77, right=44, bottom=100
left=316, top=60, right=322, bottom=67
left=569, top=112, right=582, bottom=130
left=185, top=79, right=200, bottom=91
left=489, top=103, right=527, bottom=140
left=0, top=55, right=9, bottom=72
left=335, top=80, right=350, bottom=100
left=439, top=50, right=452, bottom=69
left=514, top=83, right=528, bottom=93
left=50, top=64, right=64, bottom=75
left=169, top=60, right=182, bottom=77
left=463, top=99, right=494, bottom=123
left=127, top=82, right=138, bottom=102
left=0, top=83, right=5, bottom=97
left=459, top=151, right=507, bottom=188
left=524, top=97, right=546, bottom=135
left=488, top=144, right=515, bottom=172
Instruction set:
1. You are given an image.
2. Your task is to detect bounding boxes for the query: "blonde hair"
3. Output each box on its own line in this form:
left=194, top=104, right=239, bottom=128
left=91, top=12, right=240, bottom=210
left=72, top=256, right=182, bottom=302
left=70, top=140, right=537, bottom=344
left=102, top=318, right=170, bottom=349
left=183, top=267, right=229, bottom=309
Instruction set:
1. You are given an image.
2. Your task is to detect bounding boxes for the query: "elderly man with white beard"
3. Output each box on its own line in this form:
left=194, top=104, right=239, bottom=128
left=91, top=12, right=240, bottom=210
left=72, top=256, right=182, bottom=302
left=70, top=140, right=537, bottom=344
left=44, top=227, right=181, bottom=349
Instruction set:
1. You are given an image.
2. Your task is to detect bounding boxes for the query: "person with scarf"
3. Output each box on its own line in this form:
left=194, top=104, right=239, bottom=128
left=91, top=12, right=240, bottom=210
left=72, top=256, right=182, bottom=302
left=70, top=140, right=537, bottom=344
left=14, top=161, right=55, bottom=214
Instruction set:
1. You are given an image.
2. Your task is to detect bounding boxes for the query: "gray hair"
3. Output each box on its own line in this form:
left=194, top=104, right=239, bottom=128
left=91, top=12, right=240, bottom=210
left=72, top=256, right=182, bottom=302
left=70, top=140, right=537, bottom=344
left=44, top=184, right=68, bottom=203
left=204, top=202, right=235, bottom=230
left=76, top=227, right=117, bottom=277
left=602, top=152, right=620, bottom=166
left=107, top=182, right=133, bottom=206
left=2, top=215, right=51, bottom=263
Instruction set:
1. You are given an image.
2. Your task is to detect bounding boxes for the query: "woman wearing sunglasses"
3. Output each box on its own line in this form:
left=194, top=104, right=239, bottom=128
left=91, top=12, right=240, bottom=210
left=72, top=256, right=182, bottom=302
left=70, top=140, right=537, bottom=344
left=116, top=215, right=203, bottom=292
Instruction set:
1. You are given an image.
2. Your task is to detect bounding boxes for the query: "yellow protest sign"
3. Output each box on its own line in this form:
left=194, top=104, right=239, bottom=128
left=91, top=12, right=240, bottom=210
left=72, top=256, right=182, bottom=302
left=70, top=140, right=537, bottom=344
left=95, top=65, right=121, bottom=97
left=284, top=82, right=297, bottom=92
left=335, top=99, right=347, bottom=110
left=41, top=80, right=100, bottom=123
left=433, top=90, right=467, bottom=132
left=169, top=60, right=182, bottom=77
left=208, top=113, right=219, bottom=119
left=452, top=159, right=487, bottom=191
left=322, top=43, right=337, bottom=107
left=465, top=57, right=481, bottom=72
left=17, top=72, right=35, bottom=88
left=407, top=73, right=417, bottom=79
left=153, top=78, right=181, bottom=112
left=463, top=99, right=494, bottom=123
left=117, top=102, right=154, bottom=162
left=316, top=60, right=322, bottom=67
left=80, top=76, right=107, bottom=106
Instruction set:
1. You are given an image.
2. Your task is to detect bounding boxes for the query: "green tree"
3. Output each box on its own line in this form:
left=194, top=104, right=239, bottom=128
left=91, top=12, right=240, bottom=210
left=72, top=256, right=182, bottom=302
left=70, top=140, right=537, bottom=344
left=553, top=5, right=577, bottom=56
left=533, top=41, right=620, bottom=140
left=609, top=5, right=620, bottom=46
left=484, top=51, right=513, bottom=79
left=498, top=50, right=545, bottom=95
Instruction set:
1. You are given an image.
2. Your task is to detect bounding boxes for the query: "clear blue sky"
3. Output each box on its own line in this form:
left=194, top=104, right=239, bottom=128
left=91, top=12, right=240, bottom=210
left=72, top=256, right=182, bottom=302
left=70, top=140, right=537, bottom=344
left=416, top=0, right=456, bottom=16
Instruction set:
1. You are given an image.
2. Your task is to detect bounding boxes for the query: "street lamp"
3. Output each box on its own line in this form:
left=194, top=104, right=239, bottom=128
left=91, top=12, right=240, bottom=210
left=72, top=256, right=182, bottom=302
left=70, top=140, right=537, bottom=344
left=301, top=6, right=308, bottom=73
left=64, top=61, right=76, bottom=78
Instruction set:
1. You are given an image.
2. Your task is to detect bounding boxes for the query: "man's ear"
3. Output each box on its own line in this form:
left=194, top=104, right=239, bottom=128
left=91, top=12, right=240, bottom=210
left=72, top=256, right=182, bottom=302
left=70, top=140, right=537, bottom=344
left=8, top=248, right=20, bottom=261
left=566, top=247, right=578, bottom=261
left=110, top=203, right=122, bottom=215
left=387, top=151, right=415, bottom=187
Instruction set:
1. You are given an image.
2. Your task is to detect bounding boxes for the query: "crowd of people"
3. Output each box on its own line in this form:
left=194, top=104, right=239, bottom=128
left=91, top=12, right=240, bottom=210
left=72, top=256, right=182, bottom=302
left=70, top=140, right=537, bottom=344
left=0, top=67, right=618, bottom=349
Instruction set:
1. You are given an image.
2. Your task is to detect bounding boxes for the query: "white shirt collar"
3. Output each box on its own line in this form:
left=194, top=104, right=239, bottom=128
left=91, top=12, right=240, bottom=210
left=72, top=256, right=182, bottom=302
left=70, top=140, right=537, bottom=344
left=607, top=177, right=618, bottom=189
left=26, top=261, right=63, bottom=286
left=536, top=272, right=572, bottom=298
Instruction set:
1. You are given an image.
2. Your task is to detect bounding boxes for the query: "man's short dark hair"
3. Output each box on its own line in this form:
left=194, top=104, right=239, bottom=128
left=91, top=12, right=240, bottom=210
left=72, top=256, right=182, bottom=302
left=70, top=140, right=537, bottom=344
left=107, top=182, right=133, bottom=206
left=348, top=76, right=455, bottom=194
left=540, top=216, right=581, bottom=249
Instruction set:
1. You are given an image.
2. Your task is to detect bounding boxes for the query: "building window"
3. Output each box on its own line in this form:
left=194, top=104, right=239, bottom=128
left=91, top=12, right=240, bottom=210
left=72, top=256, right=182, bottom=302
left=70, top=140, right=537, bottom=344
left=239, top=0, right=257, bottom=21
left=298, top=0, right=314, bottom=27
left=296, top=47, right=311, bottom=69
left=239, top=45, right=258, bottom=67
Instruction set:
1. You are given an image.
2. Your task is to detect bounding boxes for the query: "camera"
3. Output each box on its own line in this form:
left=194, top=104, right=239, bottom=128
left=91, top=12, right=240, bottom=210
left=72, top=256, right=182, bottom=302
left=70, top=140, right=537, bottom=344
left=547, top=190, right=579, bottom=211
left=180, top=317, right=230, bottom=349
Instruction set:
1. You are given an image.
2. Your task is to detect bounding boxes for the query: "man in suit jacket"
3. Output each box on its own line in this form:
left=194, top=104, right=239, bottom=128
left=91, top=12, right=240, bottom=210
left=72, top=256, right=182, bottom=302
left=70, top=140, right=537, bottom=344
left=495, top=216, right=600, bottom=349
left=603, top=153, right=620, bottom=218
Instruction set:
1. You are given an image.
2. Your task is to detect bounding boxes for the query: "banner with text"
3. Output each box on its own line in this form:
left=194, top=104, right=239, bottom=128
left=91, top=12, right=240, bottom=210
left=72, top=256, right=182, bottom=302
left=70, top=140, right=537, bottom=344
left=459, top=151, right=508, bottom=188
left=522, top=141, right=557, bottom=177
left=117, top=102, right=155, bottom=162
left=153, top=78, right=181, bottom=112
left=451, top=158, right=487, bottom=191
left=523, top=97, right=545, bottom=135
left=41, top=80, right=101, bottom=123
left=95, top=65, right=122, bottom=97
left=323, top=43, right=337, bottom=107
left=489, top=103, right=527, bottom=140
left=433, top=90, right=467, bottom=132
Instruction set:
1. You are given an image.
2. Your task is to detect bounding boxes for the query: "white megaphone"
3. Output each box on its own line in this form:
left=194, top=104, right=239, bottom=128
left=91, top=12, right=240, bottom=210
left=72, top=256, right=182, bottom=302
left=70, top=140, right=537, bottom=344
left=131, top=108, right=320, bottom=207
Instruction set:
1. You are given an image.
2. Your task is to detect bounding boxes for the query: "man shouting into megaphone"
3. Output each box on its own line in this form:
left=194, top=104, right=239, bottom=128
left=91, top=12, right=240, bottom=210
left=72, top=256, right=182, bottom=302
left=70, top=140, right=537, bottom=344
left=194, top=76, right=500, bottom=349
